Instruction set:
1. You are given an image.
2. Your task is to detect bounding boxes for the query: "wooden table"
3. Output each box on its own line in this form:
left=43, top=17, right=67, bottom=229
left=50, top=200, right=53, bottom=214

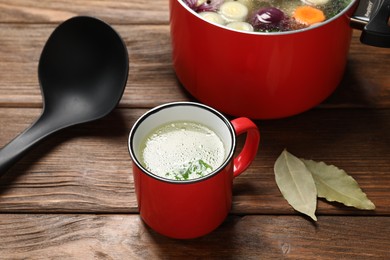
left=1, top=1, right=389, bottom=259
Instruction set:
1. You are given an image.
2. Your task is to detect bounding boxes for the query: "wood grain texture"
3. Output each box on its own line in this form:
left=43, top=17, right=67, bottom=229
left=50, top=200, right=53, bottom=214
left=1, top=24, right=390, bottom=109
left=0, top=23, right=185, bottom=108
left=0, top=108, right=139, bottom=213
left=0, top=0, right=169, bottom=24
left=1, top=214, right=389, bottom=259
left=1, top=1, right=390, bottom=258
left=1, top=108, right=389, bottom=215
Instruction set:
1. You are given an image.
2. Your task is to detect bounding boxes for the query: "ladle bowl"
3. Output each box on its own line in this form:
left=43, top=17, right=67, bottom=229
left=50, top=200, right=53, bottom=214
left=0, top=16, right=129, bottom=176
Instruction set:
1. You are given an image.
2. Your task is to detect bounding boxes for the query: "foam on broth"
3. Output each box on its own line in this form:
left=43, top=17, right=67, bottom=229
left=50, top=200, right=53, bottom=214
left=140, top=121, right=226, bottom=181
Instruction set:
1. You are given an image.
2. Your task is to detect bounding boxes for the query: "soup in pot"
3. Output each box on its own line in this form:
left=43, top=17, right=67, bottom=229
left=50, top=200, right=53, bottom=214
left=182, top=0, right=352, bottom=32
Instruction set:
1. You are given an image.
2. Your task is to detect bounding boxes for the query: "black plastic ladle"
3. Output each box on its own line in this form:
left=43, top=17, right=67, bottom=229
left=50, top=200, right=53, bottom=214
left=0, top=16, right=129, bottom=176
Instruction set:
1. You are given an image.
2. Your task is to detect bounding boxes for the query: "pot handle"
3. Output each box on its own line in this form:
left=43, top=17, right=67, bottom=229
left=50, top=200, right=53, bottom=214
left=351, top=0, right=390, bottom=48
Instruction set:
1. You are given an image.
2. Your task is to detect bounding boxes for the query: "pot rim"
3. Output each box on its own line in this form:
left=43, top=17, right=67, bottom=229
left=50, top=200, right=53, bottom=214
left=175, top=0, right=357, bottom=36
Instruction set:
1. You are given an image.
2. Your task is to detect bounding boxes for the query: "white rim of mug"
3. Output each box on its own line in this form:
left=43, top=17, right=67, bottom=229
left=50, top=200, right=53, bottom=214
left=177, top=0, right=357, bottom=36
left=128, top=101, right=237, bottom=184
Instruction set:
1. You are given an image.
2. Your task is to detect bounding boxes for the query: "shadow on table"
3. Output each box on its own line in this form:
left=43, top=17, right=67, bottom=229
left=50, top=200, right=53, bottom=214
left=0, top=109, right=128, bottom=194
left=143, top=215, right=274, bottom=258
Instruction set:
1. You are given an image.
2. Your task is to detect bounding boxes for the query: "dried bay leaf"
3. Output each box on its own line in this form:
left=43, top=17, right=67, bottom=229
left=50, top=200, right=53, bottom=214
left=302, top=159, right=376, bottom=210
left=274, top=150, right=317, bottom=221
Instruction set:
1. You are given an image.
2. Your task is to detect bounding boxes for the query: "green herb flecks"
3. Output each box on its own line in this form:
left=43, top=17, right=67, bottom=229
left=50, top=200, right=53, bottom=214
left=166, top=159, right=213, bottom=180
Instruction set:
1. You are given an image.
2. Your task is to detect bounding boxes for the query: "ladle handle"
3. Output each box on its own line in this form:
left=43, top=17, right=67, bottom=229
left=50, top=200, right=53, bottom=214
left=0, top=112, right=58, bottom=176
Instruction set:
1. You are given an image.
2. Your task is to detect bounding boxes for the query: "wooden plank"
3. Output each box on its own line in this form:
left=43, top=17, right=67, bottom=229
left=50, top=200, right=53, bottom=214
left=0, top=214, right=389, bottom=259
left=1, top=108, right=389, bottom=215
left=0, top=108, right=140, bottom=213
left=0, top=24, right=390, bottom=109
left=323, top=31, right=390, bottom=109
left=0, top=0, right=169, bottom=24
left=0, top=23, right=184, bottom=108
left=0, top=1, right=388, bottom=259
left=233, top=107, right=390, bottom=215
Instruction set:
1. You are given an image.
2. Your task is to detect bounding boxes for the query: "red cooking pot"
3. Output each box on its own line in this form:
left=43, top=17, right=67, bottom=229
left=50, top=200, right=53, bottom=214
left=169, top=0, right=390, bottom=119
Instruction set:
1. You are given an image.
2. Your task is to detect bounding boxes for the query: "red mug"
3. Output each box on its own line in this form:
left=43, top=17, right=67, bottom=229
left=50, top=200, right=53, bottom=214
left=128, top=102, right=260, bottom=239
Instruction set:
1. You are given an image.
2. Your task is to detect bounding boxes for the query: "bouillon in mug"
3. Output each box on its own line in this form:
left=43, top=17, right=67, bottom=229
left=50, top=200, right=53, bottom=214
left=140, top=121, right=226, bottom=181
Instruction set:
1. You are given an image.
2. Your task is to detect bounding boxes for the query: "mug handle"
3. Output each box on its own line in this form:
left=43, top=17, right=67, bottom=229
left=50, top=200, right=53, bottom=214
left=231, top=117, right=260, bottom=178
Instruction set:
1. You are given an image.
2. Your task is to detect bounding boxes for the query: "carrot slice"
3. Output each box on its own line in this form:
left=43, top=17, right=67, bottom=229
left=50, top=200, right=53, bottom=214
left=293, top=6, right=326, bottom=26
